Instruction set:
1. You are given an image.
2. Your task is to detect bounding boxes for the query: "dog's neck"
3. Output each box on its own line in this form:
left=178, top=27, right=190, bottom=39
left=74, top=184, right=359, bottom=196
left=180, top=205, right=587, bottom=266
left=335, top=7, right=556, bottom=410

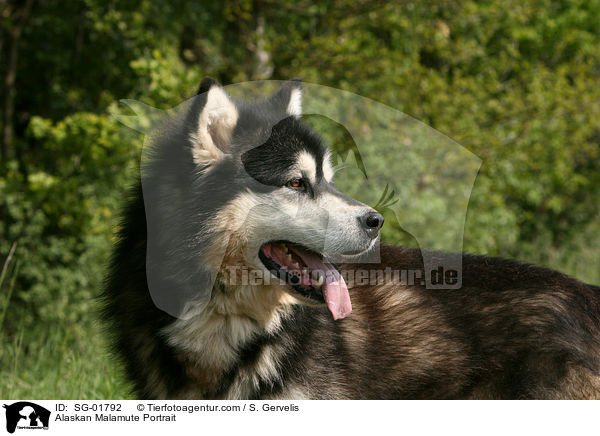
left=161, top=281, right=297, bottom=396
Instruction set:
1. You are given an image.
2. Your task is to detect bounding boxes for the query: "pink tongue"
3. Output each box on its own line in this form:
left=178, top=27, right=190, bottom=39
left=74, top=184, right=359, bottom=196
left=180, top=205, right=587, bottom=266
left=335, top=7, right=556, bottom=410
left=292, top=248, right=352, bottom=320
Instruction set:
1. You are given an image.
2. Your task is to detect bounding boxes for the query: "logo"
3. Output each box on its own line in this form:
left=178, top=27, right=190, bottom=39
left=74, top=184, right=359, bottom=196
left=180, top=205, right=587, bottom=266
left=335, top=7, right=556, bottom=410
left=3, top=402, right=50, bottom=434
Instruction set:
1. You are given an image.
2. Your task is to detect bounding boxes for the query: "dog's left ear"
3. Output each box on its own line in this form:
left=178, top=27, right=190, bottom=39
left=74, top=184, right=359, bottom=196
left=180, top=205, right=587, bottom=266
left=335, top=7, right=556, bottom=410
left=190, top=77, right=239, bottom=166
left=270, top=78, right=303, bottom=118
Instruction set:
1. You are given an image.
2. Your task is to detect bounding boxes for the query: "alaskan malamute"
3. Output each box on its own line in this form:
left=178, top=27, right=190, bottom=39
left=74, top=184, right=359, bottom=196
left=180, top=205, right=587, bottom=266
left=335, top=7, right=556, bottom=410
left=103, top=78, right=600, bottom=399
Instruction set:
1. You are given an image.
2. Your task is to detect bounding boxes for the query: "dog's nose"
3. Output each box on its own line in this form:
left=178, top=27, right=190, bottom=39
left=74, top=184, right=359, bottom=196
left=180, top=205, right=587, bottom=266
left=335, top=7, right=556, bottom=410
left=360, top=211, right=384, bottom=238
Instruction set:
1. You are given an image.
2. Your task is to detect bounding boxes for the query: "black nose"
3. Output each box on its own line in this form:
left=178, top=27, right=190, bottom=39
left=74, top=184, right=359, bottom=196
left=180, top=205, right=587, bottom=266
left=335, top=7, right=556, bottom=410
left=360, top=211, right=384, bottom=237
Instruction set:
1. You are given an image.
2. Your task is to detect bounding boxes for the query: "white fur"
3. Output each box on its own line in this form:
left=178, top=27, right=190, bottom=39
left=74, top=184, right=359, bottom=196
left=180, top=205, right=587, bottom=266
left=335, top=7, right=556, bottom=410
left=296, top=150, right=317, bottom=184
left=191, top=86, right=238, bottom=167
left=162, top=283, right=295, bottom=374
left=323, top=151, right=335, bottom=182
left=286, top=88, right=302, bottom=117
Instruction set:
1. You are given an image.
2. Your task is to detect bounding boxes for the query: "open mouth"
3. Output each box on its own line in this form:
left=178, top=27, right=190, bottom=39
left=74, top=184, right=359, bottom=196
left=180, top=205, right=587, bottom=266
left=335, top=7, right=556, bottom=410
left=259, top=241, right=352, bottom=320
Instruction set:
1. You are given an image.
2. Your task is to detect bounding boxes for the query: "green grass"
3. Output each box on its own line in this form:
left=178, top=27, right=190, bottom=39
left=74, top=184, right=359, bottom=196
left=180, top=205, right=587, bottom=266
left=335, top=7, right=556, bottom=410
left=0, top=249, right=132, bottom=399
left=0, top=321, right=132, bottom=399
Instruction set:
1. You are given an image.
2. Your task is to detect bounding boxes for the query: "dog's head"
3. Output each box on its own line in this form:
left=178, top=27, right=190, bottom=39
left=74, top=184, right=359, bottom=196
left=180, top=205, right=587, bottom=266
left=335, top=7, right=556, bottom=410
left=145, top=78, right=383, bottom=319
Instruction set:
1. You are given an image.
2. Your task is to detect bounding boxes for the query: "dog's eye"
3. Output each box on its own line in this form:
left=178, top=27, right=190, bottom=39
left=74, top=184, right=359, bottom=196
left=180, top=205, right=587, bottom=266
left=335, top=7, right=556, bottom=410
left=286, top=178, right=306, bottom=190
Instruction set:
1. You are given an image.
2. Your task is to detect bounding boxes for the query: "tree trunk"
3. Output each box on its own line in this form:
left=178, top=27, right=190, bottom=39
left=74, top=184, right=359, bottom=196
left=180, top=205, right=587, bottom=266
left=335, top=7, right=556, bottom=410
left=1, top=0, right=34, bottom=161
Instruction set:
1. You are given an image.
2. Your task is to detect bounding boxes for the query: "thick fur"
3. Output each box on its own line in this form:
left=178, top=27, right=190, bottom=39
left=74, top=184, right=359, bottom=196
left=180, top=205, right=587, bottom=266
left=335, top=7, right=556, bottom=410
left=102, top=79, right=600, bottom=399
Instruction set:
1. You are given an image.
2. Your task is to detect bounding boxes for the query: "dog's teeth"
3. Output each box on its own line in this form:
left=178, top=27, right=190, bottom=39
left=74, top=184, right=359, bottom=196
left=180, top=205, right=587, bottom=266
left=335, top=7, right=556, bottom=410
left=282, top=245, right=288, bottom=253
left=286, top=254, right=293, bottom=262
left=316, top=275, right=324, bottom=287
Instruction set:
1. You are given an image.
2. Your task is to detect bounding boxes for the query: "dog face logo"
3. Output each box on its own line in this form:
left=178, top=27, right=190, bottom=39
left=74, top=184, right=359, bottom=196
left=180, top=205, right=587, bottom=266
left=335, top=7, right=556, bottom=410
left=3, top=402, right=50, bottom=434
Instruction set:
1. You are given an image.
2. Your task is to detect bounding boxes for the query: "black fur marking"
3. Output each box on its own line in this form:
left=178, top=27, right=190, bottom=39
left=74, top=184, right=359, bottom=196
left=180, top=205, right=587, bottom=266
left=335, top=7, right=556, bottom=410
left=196, top=76, right=219, bottom=95
left=101, top=184, right=187, bottom=398
left=241, top=117, right=326, bottom=187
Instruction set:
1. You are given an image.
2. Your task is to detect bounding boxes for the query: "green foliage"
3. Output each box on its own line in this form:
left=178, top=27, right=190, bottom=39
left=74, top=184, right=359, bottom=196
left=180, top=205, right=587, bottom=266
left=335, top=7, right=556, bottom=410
left=1, top=112, right=136, bottom=330
left=0, top=0, right=598, bottom=398
left=258, top=0, right=600, bottom=254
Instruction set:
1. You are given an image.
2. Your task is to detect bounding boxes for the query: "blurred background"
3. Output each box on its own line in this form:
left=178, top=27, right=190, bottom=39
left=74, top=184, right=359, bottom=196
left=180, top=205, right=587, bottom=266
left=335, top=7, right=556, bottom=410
left=0, top=0, right=598, bottom=398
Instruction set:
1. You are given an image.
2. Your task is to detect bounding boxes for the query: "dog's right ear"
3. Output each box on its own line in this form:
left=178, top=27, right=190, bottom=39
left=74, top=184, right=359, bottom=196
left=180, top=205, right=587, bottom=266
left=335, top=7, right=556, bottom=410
left=269, top=78, right=303, bottom=118
left=189, top=77, right=239, bottom=167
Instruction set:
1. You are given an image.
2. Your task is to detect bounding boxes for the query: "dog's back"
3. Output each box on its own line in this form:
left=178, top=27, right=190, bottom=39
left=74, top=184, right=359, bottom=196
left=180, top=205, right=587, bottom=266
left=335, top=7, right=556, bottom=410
left=332, top=245, right=600, bottom=399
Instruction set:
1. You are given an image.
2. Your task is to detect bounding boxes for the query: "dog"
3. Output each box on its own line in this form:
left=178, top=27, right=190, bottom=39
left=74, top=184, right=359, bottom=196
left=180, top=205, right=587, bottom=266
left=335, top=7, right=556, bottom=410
left=102, top=78, right=600, bottom=399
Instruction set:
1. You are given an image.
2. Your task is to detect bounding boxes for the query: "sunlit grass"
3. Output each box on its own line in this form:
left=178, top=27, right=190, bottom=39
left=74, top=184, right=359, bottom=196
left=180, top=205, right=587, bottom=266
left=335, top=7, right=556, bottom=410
left=0, top=319, right=133, bottom=399
left=0, top=250, right=132, bottom=399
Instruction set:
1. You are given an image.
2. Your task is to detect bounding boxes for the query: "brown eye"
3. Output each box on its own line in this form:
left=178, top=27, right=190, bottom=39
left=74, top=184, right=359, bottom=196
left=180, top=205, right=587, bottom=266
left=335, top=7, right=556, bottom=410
left=286, top=178, right=305, bottom=190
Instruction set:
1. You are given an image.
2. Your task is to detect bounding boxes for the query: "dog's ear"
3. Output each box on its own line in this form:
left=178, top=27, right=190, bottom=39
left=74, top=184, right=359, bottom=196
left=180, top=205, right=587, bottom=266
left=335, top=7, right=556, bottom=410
left=190, top=77, right=238, bottom=166
left=270, top=78, right=303, bottom=118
